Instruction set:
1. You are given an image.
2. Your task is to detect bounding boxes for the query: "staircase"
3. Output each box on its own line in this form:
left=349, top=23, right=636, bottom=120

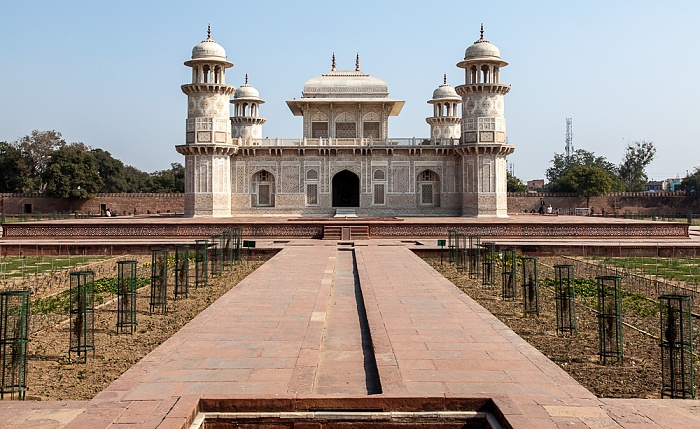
left=334, top=208, right=357, bottom=218
left=322, top=225, right=369, bottom=241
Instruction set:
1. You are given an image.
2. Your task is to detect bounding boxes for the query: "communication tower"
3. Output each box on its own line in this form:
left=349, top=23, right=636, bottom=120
left=565, top=118, right=573, bottom=158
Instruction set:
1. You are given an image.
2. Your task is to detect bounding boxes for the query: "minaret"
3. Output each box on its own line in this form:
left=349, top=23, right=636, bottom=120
left=455, top=25, right=514, bottom=217
left=231, top=74, right=267, bottom=142
left=426, top=74, right=461, bottom=143
left=176, top=26, right=236, bottom=217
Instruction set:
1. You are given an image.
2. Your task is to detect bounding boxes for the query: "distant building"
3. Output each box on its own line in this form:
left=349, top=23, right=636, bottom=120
left=527, top=179, right=545, bottom=192
left=645, top=178, right=682, bottom=192
left=666, top=178, right=681, bottom=191
left=645, top=181, right=666, bottom=192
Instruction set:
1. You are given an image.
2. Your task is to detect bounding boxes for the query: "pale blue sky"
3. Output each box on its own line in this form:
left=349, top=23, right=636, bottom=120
left=1, top=0, right=698, bottom=181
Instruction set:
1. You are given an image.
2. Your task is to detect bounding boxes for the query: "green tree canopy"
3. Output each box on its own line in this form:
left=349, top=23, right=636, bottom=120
left=16, top=130, right=66, bottom=192
left=558, top=165, right=613, bottom=207
left=618, top=140, right=656, bottom=192
left=91, top=148, right=129, bottom=193
left=43, top=143, right=104, bottom=199
left=507, top=172, right=527, bottom=192
left=0, top=141, right=30, bottom=193
left=147, top=163, right=185, bottom=193
left=678, top=168, right=700, bottom=195
left=124, top=165, right=152, bottom=192
left=546, top=148, right=624, bottom=193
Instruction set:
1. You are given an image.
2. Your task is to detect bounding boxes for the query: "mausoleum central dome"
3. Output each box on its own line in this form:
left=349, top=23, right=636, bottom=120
left=301, top=54, right=389, bottom=98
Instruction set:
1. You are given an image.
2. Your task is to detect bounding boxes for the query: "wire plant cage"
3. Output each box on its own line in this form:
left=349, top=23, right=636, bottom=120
left=0, top=290, right=30, bottom=400
left=231, top=227, right=243, bottom=263
left=596, top=275, right=623, bottom=365
left=521, top=257, right=539, bottom=315
left=210, top=236, right=223, bottom=277
left=69, top=271, right=95, bottom=361
left=468, top=235, right=481, bottom=280
left=150, top=249, right=168, bottom=314
left=554, top=264, right=577, bottom=335
left=174, top=245, right=189, bottom=299
left=501, top=248, right=517, bottom=301
left=659, top=294, right=695, bottom=398
left=455, top=233, right=469, bottom=272
left=481, top=242, right=497, bottom=287
left=195, top=239, right=209, bottom=287
left=447, top=229, right=457, bottom=264
left=116, top=260, right=137, bottom=334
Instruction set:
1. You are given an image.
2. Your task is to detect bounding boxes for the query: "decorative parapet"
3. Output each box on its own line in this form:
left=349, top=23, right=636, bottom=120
left=230, top=137, right=456, bottom=147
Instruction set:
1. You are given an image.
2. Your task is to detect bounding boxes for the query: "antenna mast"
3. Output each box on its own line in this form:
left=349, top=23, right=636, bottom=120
left=565, top=118, right=573, bottom=158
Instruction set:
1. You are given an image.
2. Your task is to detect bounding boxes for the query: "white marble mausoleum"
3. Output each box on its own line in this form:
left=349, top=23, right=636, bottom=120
left=176, top=26, right=514, bottom=217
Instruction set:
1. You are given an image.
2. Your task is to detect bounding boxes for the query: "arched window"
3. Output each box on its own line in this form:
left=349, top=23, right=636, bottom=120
left=252, top=170, right=275, bottom=207
left=373, top=169, right=385, bottom=181
left=417, top=170, right=440, bottom=207
left=306, top=169, right=318, bottom=180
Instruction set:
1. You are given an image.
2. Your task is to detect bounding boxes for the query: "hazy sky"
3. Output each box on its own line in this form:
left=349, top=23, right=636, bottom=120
left=1, top=0, right=699, bottom=181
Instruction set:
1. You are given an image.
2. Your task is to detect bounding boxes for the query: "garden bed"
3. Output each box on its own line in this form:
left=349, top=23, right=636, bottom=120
left=23, top=257, right=267, bottom=400
left=424, top=256, right=700, bottom=399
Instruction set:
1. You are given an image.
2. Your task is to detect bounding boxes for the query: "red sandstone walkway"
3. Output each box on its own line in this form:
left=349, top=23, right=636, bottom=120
left=4, top=242, right=700, bottom=428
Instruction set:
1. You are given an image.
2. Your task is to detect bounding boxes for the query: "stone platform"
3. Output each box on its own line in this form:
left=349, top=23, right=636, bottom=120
left=0, top=214, right=693, bottom=257
left=3, top=241, right=700, bottom=428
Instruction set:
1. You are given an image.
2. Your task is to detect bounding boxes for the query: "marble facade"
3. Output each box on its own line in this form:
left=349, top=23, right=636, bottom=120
left=176, top=26, right=514, bottom=217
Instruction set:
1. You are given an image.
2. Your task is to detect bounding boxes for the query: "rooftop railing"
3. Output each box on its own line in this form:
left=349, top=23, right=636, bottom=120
left=232, top=137, right=459, bottom=147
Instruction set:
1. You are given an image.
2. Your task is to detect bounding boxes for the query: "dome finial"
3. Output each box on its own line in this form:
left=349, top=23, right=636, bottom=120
left=443, top=73, right=447, bottom=85
left=356, top=53, right=360, bottom=71
left=245, top=73, right=248, bottom=85
left=332, top=52, right=336, bottom=71
left=207, top=24, right=211, bottom=40
left=480, top=23, right=484, bottom=40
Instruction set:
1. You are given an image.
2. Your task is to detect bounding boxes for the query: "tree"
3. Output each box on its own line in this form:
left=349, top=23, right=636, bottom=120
left=0, top=141, right=30, bottom=192
left=15, top=130, right=66, bottom=192
left=91, top=148, right=131, bottom=193
left=678, top=168, right=700, bottom=195
left=546, top=149, right=624, bottom=192
left=558, top=165, right=613, bottom=207
left=43, top=143, right=103, bottom=199
left=618, top=140, right=656, bottom=192
left=123, top=165, right=152, bottom=192
left=147, top=163, right=185, bottom=193
left=507, top=172, right=527, bottom=192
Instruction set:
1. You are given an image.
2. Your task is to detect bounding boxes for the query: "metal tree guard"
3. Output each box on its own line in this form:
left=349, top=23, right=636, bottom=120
left=481, top=242, right=497, bottom=287
left=232, top=227, right=243, bottom=262
left=195, top=239, right=209, bottom=287
left=455, top=233, right=468, bottom=271
left=659, top=294, right=695, bottom=398
left=468, top=235, right=481, bottom=280
left=447, top=229, right=457, bottom=264
left=223, top=229, right=234, bottom=267
left=554, top=264, right=577, bottom=335
left=501, top=248, right=517, bottom=301
left=521, top=257, right=539, bottom=315
left=210, top=236, right=223, bottom=277
left=69, top=271, right=95, bottom=361
left=174, top=245, right=189, bottom=299
left=116, top=260, right=137, bottom=334
left=596, top=275, right=623, bottom=364
left=150, top=249, right=168, bottom=314
left=0, top=290, right=30, bottom=400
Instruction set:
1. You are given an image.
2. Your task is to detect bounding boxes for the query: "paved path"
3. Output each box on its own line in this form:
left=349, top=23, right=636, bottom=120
left=4, top=241, right=700, bottom=428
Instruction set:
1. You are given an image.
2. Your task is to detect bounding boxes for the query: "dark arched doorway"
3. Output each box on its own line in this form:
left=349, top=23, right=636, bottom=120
left=332, top=170, right=360, bottom=207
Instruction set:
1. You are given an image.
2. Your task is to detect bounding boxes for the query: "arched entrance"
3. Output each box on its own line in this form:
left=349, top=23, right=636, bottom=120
left=332, top=170, right=360, bottom=207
